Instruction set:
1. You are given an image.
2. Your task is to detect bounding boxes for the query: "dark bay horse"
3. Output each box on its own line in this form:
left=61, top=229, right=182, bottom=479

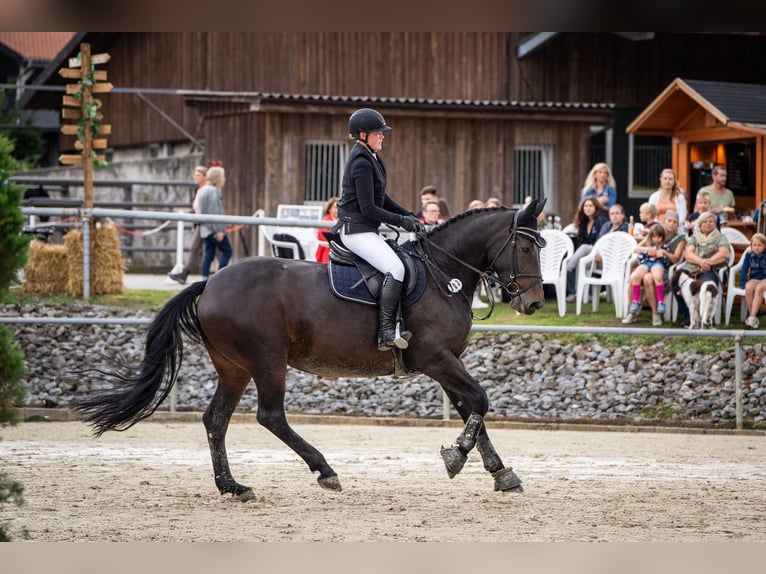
left=75, top=199, right=546, bottom=501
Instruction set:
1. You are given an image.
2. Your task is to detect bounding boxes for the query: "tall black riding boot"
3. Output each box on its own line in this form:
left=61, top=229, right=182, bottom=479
left=377, top=273, right=412, bottom=351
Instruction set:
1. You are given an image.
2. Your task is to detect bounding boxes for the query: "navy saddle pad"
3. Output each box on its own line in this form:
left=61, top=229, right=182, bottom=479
left=327, top=245, right=426, bottom=307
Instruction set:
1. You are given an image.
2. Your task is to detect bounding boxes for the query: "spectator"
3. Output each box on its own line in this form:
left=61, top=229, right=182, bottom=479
left=672, top=211, right=731, bottom=327
left=741, top=232, right=766, bottom=329
left=688, top=190, right=720, bottom=235
left=649, top=168, right=688, bottom=234
left=565, top=196, right=609, bottom=301
left=467, top=199, right=485, bottom=211
left=636, top=202, right=660, bottom=241
left=437, top=198, right=452, bottom=220
left=622, top=225, right=672, bottom=326
left=315, top=196, right=339, bottom=264
left=198, top=166, right=233, bottom=280
left=698, top=165, right=735, bottom=220
left=420, top=200, right=443, bottom=229
left=597, top=203, right=629, bottom=238
left=415, top=185, right=439, bottom=219
left=579, top=162, right=617, bottom=208
left=641, top=210, right=687, bottom=321
left=485, top=197, right=502, bottom=208
left=169, top=165, right=209, bottom=284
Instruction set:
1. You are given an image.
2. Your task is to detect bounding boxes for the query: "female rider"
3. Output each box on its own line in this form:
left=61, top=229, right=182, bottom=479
left=333, top=108, right=424, bottom=351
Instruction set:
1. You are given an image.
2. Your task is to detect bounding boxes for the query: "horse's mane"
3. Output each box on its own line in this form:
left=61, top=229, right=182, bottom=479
left=426, top=206, right=516, bottom=238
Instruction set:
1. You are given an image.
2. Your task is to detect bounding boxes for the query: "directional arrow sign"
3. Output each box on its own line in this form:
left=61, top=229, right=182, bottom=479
left=59, top=68, right=107, bottom=81
left=75, top=139, right=109, bottom=150
left=59, top=154, right=83, bottom=165
left=68, top=52, right=111, bottom=67
left=91, top=82, right=114, bottom=94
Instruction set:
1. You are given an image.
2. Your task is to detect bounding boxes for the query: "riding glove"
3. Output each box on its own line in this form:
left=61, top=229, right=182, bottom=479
left=401, top=215, right=424, bottom=233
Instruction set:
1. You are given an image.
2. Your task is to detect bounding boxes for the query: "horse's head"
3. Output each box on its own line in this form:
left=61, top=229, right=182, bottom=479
left=486, top=198, right=547, bottom=315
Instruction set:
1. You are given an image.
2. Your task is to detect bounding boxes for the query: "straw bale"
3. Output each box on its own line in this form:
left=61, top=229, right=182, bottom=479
left=64, top=223, right=126, bottom=296
left=22, top=240, right=70, bottom=293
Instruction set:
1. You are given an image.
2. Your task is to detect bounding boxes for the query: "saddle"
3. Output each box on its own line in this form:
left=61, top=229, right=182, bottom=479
left=325, top=233, right=425, bottom=307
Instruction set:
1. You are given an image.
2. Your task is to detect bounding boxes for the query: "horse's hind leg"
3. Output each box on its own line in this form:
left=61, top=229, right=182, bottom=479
left=253, top=365, right=341, bottom=492
left=203, top=352, right=256, bottom=501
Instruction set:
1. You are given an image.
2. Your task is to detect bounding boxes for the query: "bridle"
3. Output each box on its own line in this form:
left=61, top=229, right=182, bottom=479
left=486, top=208, right=546, bottom=297
left=414, top=208, right=546, bottom=307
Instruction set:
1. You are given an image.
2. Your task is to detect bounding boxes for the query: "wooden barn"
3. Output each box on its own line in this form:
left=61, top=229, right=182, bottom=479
left=20, top=32, right=766, bottom=259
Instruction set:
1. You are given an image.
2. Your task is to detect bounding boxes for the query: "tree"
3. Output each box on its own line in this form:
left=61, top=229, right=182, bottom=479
left=0, top=133, right=29, bottom=541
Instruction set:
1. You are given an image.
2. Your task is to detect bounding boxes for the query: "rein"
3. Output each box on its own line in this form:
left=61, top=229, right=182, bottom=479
left=412, top=209, right=545, bottom=318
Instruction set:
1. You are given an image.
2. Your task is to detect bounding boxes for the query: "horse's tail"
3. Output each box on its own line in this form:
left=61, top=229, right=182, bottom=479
left=74, top=280, right=208, bottom=437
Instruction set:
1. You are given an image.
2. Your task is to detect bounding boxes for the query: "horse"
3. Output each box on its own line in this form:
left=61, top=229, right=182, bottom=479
left=74, top=198, right=547, bottom=501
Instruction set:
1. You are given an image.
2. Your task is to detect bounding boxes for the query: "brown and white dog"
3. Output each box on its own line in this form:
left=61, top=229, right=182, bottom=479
left=673, top=268, right=719, bottom=329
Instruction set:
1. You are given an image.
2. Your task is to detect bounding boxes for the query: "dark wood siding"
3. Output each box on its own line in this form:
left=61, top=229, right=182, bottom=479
left=509, top=32, right=766, bottom=106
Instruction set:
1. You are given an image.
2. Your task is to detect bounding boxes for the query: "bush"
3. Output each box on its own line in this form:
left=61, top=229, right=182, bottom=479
left=0, top=133, right=28, bottom=540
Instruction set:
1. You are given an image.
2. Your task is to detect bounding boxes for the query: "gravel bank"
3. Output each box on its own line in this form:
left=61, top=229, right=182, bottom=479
left=4, top=302, right=766, bottom=428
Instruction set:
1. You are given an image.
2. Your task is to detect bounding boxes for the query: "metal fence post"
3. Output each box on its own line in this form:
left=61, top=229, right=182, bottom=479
left=82, top=215, right=91, bottom=299
left=735, top=333, right=743, bottom=430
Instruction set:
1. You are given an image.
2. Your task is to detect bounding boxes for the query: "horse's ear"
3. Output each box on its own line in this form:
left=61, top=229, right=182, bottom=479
left=521, top=197, right=547, bottom=220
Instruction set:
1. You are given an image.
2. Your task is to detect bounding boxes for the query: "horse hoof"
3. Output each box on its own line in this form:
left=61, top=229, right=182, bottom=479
left=318, top=474, right=342, bottom=491
left=440, top=445, right=467, bottom=479
left=236, top=488, right=257, bottom=502
left=492, top=467, right=523, bottom=492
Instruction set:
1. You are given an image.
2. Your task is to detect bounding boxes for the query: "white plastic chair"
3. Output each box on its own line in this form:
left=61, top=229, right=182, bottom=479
left=576, top=231, right=637, bottom=317
left=724, top=247, right=766, bottom=325
left=540, top=229, right=574, bottom=317
left=721, top=226, right=750, bottom=245
left=715, top=247, right=736, bottom=325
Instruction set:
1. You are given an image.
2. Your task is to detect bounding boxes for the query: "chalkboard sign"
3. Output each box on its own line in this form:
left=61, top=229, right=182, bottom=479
left=725, top=142, right=755, bottom=196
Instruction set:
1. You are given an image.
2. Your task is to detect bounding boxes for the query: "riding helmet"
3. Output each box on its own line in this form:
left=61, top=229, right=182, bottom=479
left=348, top=108, right=392, bottom=137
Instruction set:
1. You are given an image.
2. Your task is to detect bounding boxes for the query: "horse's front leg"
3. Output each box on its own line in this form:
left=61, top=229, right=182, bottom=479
left=476, top=432, right=523, bottom=492
left=440, top=410, right=523, bottom=492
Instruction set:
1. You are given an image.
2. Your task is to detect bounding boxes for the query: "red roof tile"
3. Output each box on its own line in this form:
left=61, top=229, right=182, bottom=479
left=0, top=32, right=74, bottom=60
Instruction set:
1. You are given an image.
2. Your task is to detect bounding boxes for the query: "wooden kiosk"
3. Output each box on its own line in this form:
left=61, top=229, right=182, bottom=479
left=627, top=78, right=766, bottom=238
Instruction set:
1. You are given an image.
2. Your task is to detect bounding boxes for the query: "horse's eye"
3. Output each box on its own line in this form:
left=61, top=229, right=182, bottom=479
left=521, top=246, right=532, bottom=254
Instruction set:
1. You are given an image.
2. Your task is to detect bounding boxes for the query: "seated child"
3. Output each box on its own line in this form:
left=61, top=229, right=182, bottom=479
left=636, top=202, right=660, bottom=241
left=741, top=232, right=766, bottom=329
left=688, top=190, right=720, bottom=235
left=622, top=225, right=671, bottom=325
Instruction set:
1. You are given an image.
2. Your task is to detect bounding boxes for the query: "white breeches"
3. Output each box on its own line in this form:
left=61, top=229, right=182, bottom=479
left=340, top=230, right=405, bottom=282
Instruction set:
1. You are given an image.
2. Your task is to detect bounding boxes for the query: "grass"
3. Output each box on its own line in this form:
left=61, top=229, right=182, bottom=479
left=2, top=288, right=175, bottom=312
left=474, top=292, right=766, bottom=353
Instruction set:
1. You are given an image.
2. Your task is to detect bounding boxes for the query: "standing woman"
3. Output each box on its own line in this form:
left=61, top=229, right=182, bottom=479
left=168, top=165, right=208, bottom=284
left=565, top=196, right=609, bottom=301
left=197, top=166, right=232, bottom=280
left=649, top=168, right=688, bottom=234
left=334, top=108, right=424, bottom=351
left=579, top=162, right=617, bottom=208
left=315, top=196, right=339, bottom=264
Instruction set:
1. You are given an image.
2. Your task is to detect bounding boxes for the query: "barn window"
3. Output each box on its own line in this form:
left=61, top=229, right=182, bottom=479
left=628, top=135, right=672, bottom=197
left=514, top=145, right=554, bottom=206
left=305, top=141, right=349, bottom=203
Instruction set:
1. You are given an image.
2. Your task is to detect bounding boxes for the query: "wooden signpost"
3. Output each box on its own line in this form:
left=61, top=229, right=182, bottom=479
left=58, top=42, right=112, bottom=210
